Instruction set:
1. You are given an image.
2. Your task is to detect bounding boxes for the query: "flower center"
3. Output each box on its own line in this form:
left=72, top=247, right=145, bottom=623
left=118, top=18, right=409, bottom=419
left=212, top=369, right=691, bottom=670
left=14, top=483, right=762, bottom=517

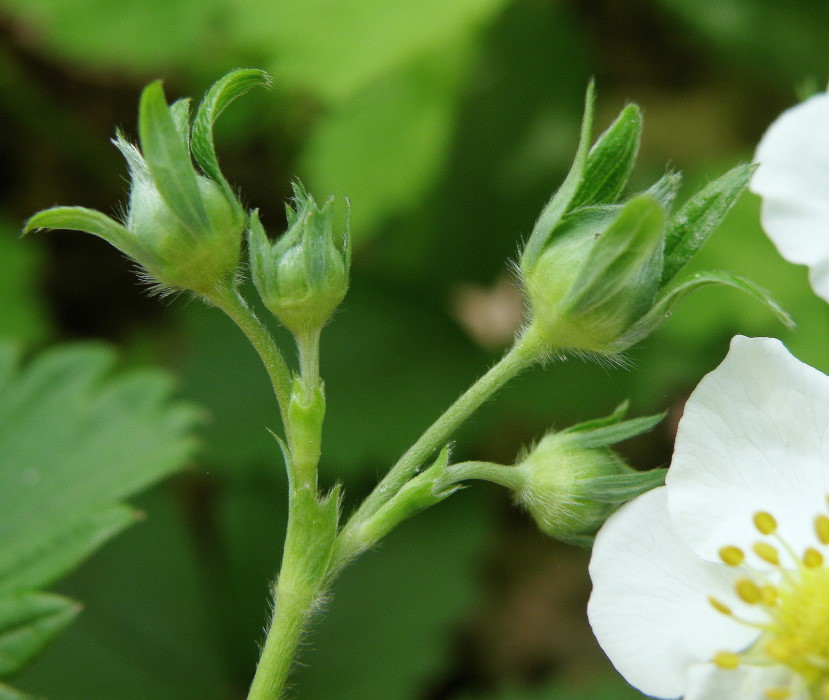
left=708, top=496, right=829, bottom=700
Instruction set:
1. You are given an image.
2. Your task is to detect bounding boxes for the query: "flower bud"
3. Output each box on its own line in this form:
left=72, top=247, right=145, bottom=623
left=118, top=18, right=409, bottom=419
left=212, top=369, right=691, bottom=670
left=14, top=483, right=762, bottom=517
left=517, top=84, right=791, bottom=360
left=514, top=432, right=629, bottom=545
left=125, top=164, right=243, bottom=294
left=512, top=408, right=667, bottom=546
left=523, top=196, right=664, bottom=355
left=23, top=70, right=270, bottom=298
left=248, top=183, right=350, bottom=336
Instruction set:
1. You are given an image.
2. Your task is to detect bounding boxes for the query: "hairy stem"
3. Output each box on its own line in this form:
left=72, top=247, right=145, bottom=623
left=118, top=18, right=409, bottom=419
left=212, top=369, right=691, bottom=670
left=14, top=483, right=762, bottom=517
left=334, top=325, right=544, bottom=564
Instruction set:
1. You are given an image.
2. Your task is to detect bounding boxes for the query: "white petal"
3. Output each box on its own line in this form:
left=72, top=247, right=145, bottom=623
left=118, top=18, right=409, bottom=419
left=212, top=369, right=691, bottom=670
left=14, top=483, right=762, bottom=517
left=751, top=93, right=829, bottom=272
left=684, top=663, right=807, bottom=700
left=588, top=488, right=756, bottom=700
left=667, top=336, right=829, bottom=563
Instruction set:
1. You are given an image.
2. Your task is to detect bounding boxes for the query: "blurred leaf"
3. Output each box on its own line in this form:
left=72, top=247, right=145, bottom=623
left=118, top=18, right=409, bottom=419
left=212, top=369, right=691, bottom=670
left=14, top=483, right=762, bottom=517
left=0, top=682, right=29, bottom=699
left=0, top=224, right=49, bottom=345
left=0, top=0, right=222, bottom=74
left=0, top=343, right=201, bottom=596
left=300, top=46, right=470, bottom=239
left=0, top=592, right=79, bottom=677
left=229, top=0, right=508, bottom=104
left=16, top=487, right=229, bottom=699
left=292, top=489, right=491, bottom=698
left=656, top=0, right=829, bottom=84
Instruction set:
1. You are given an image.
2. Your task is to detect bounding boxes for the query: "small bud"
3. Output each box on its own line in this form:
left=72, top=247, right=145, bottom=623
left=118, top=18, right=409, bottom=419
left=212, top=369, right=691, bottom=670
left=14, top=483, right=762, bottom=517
left=514, top=432, right=628, bottom=545
left=249, top=183, right=350, bottom=336
left=512, top=406, right=666, bottom=546
left=23, top=70, right=270, bottom=298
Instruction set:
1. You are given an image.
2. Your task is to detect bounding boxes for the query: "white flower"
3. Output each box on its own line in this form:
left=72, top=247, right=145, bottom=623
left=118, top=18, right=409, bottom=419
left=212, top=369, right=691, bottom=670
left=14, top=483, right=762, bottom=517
left=587, top=336, right=829, bottom=700
left=750, top=92, right=829, bottom=302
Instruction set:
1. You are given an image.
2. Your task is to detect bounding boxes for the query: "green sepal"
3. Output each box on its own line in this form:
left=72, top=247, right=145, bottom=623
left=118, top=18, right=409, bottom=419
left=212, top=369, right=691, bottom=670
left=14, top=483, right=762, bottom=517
left=23, top=207, right=145, bottom=263
left=563, top=412, right=665, bottom=449
left=564, top=401, right=629, bottom=434
left=0, top=505, right=136, bottom=594
left=566, top=194, right=665, bottom=316
left=303, top=200, right=336, bottom=290
left=616, top=269, right=794, bottom=350
left=521, top=81, right=596, bottom=273
left=191, top=69, right=270, bottom=201
left=169, top=97, right=192, bottom=150
left=646, top=170, right=683, bottom=211
left=661, top=163, right=756, bottom=284
left=0, top=591, right=80, bottom=677
left=570, top=103, right=641, bottom=209
left=138, top=81, right=210, bottom=235
left=582, top=467, right=667, bottom=504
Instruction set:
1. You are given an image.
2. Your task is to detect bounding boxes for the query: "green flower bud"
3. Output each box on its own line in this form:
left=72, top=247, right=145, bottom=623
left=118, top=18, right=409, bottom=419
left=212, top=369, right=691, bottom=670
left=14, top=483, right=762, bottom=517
left=248, top=182, right=351, bottom=336
left=120, top=146, right=243, bottom=294
left=23, top=69, right=270, bottom=298
left=512, top=406, right=667, bottom=546
left=439, top=404, right=667, bottom=546
left=514, top=431, right=628, bottom=545
left=523, top=196, right=664, bottom=355
left=518, top=84, right=792, bottom=359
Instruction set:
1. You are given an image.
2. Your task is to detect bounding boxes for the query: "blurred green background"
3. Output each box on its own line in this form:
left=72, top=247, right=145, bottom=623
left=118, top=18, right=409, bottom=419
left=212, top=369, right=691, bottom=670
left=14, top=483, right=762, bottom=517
left=2, top=0, right=828, bottom=698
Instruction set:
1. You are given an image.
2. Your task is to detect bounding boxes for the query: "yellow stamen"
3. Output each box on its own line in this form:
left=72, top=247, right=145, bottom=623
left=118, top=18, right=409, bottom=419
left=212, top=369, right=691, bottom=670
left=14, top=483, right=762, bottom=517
left=708, top=596, right=733, bottom=616
left=755, top=511, right=778, bottom=535
left=719, top=545, right=745, bottom=566
left=764, top=688, right=791, bottom=700
left=816, top=515, right=829, bottom=546
left=735, top=578, right=762, bottom=604
left=761, top=584, right=778, bottom=606
left=753, top=542, right=780, bottom=565
left=804, top=547, right=824, bottom=569
left=713, top=651, right=740, bottom=669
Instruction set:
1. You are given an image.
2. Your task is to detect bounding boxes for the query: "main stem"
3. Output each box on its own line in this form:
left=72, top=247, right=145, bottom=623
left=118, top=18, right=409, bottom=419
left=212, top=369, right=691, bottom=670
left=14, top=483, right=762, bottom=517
left=335, top=325, right=543, bottom=563
left=247, top=326, right=330, bottom=699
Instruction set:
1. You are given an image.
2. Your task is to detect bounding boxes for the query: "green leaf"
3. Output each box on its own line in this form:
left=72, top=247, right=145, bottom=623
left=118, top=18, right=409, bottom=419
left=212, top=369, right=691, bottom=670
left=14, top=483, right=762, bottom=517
left=0, top=344, right=201, bottom=596
left=0, top=591, right=80, bottom=677
left=566, top=413, right=665, bottom=449
left=618, top=269, right=794, bottom=349
left=236, top=0, right=508, bottom=105
left=23, top=207, right=143, bottom=263
left=191, top=69, right=270, bottom=199
left=300, top=46, right=467, bottom=241
left=138, top=81, right=209, bottom=235
left=570, top=103, right=641, bottom=209
left=521, top=81, right=595, bottom=273
left=0, top=222, right=49, bottom=345
left=15, top=488, right=229, bottom=699
left=0, top=681, right=31, bottom=699
left=567, top=195, right=664, bottom=316
left=661, top=163, right=756, bottom=284
left=0, top=505, right=136, bottom=595
left=583, top=468, right=668, bottom=504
